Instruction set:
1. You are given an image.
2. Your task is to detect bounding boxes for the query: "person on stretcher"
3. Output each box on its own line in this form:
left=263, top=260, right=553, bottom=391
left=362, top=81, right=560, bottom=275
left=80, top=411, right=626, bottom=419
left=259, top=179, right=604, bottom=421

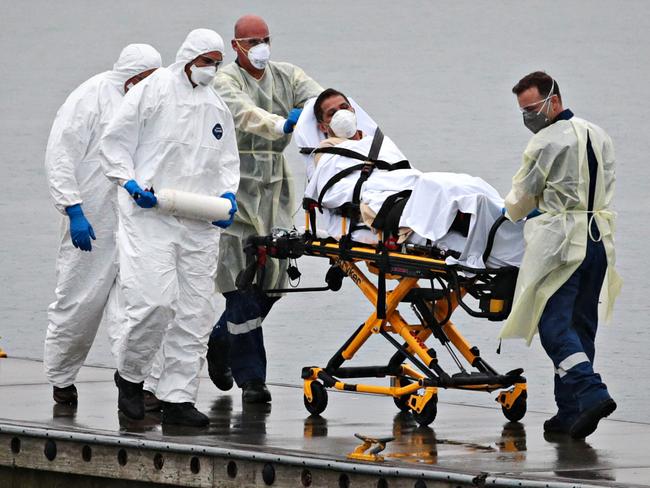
left=295, top=88, right=525, bottom=269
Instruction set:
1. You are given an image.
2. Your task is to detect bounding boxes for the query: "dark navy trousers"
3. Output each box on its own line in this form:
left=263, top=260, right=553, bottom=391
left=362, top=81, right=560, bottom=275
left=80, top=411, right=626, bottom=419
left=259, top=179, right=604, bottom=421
left=538, top=236, right=611, bottom=423
left=211, top=289, right=279, bottom=386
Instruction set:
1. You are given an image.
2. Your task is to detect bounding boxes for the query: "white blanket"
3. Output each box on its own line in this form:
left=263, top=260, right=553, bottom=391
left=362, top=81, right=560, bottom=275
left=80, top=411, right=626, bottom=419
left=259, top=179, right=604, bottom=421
left=401, top=173, right=524, bottom=268
left=296, top=104, right=524, bottom=269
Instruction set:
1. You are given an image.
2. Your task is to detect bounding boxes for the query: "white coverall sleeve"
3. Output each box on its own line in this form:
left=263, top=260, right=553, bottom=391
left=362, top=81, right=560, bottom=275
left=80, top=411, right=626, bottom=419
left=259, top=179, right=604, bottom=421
left=213, top=71, right=286, bottom=140
left=44, top=94, right=97, bottom=213
left=99, top=80, right=151, bottom=185
left=505, top=141, right=557, bottom=221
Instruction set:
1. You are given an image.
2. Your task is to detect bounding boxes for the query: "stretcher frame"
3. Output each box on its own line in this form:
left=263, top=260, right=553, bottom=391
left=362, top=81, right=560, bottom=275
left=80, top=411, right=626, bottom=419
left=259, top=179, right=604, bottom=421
left=239, top=214, right=527, bottom=427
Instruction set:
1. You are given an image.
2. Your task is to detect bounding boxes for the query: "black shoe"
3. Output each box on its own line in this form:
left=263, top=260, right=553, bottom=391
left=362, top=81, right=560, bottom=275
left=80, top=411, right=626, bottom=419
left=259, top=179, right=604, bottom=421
left=53, top=384, right=78, bottom=405
left=543, top=415, right=571, bottom=434
left=570, top=398, right=617, bottom=439
left=161, top=402, right=209, bottom=427
left=206, top=334, right=234, bottom=391
left=114, top=371, right=144, bottom=420
left=242, top=380, right=272, bottom=404
left=144, top=390, right=162, bottom=412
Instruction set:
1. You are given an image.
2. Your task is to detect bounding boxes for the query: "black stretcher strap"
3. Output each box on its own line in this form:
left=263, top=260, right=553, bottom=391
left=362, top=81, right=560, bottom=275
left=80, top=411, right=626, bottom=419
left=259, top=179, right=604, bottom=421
left=313, top=145, right=395, bottom=162
left=367, top=127, right=385, bottom=162
left=371, top=190, right=412, bottom=232
left=313, top=129, right=409, bottom=209
left=365, top=129, right=388, bottom=319
left=302, top=146, right=410, bottom=168
left=377, top=266, right=387, bottom=320
left=302, top=198, right=320, bottom=237
left=305, top=141, right=410, bottom=165
left=352, top=129, right=385, bottom=205
left=341, top=128, right=386, bottom=237
left=316, top=160, right=410, bottom=208
left=317, top=163, right=366, bottom=207
left=482, top=215, right=507, bottom=265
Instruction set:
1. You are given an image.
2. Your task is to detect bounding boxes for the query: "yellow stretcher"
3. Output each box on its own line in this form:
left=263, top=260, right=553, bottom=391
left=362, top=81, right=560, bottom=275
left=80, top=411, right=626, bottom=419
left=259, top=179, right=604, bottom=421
left=236, top=215, right=527, bottom=427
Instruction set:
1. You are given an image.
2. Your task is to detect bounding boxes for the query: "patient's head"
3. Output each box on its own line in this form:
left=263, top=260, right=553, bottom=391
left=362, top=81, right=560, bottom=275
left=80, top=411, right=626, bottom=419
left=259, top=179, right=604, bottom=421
left=314, top=88, right=359, bottom=139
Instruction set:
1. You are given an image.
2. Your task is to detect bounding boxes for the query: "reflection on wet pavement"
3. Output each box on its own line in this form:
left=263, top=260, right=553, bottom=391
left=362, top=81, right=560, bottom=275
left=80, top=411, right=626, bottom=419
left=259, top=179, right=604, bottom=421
left=543, top=433, right=615, bottom=482
left=388, top=412, right=439, bottom=464
left=1, top=358, right=649, bottom=486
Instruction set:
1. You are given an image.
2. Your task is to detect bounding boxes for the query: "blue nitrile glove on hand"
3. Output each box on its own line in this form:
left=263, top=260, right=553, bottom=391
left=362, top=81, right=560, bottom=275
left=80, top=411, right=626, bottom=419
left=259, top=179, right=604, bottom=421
left=501, top=207, right=507, bottom=216
left=123, top=179, right=157, bottom=208
left=213, top=192, right=237, bottom=229
left=66, top=204, right=96, bottom=252
left=283, top=108, right=303, bottom=134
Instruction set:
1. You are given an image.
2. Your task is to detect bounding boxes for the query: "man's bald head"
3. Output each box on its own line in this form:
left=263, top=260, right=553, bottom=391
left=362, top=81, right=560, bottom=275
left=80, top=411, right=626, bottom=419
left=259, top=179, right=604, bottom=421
left=231, top=14, right=271, bottom=78
left=234, top=14, right=269, bottom=39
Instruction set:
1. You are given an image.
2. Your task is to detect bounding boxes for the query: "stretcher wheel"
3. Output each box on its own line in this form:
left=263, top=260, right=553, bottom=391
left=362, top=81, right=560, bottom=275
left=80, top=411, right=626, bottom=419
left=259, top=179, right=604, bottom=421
left=304, top=382, right=328, bottom=416
left=393, top=378, right=414, bottom=413
left=413, top=395, right=438, bottom=427
left=501, top=394, right=527, bottom=422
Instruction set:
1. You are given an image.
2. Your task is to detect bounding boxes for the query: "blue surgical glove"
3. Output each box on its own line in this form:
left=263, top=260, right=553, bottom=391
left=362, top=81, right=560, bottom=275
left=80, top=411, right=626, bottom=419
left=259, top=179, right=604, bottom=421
left=213, top=191, right=238, bottom=228
left=123, top=179, right=157, bottom=208
left=526, top=208, right=542, bottom=219
left=501, top=207, right=507, bottom=216
left=283, top=108, right=303, bottom=134
left=66, top=204, right=96, bottom=252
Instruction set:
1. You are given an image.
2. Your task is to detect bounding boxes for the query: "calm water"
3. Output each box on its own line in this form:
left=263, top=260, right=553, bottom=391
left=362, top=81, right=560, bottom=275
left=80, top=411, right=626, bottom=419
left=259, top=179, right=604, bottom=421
left=1, top=1, right=648, bottom=422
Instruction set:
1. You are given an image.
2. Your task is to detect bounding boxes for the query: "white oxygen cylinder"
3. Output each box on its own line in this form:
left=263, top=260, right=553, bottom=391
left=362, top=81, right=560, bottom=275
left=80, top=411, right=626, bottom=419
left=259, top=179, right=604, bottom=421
left=156, top=189, right=232, bottom=222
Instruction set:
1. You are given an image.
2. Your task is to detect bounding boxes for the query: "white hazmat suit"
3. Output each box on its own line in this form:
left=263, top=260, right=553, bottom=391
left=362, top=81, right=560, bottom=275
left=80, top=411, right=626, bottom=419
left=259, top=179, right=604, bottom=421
left=44, top=44, right=162, bottom=388
left=100, top=29, right=240, bottom=403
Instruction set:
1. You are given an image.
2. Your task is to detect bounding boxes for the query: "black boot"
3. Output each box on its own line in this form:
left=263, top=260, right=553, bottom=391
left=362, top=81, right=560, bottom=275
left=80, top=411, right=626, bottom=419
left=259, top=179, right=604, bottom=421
left=161, top=402, right=209, bottom=427
left=543, top=415, right=571, bottom=434
left=207, top=334, right=233, bottom=391
left=570, top=398, right=617, bottom=439
left=242, top=379, right=272, bottom=404
left=114, top=371, right=144, bottom=420
left=53, top=384, right=78, bottom=405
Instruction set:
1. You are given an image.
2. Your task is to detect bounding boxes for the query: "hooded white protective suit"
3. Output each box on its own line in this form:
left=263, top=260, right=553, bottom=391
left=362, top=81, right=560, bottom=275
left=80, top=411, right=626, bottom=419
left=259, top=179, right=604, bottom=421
left=499, top=116, right=622, bottom=344
left=100, top=29, right=240, bottom=403
left=44, top=44, right=162, bottom=388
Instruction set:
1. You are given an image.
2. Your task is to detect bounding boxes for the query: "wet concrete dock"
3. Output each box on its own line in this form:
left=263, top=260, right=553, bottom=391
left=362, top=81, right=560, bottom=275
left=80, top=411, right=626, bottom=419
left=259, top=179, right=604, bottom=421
left=1, top=357, right=648, bottom=487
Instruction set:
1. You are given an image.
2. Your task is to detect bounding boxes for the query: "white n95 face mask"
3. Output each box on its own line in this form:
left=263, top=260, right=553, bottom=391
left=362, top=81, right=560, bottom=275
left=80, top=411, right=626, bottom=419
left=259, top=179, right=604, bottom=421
left=248, top=43, right=271, bottom=70
left=190, top=64, right=217, bottom=86
left=329, top=109, right=357, bottom=138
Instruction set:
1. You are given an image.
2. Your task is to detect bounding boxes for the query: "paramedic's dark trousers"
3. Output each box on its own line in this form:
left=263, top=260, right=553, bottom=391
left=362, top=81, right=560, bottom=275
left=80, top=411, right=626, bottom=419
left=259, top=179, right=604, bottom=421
left=538, top=235, right=611, bottom=424
left=211, top=289, right=279, bottom=386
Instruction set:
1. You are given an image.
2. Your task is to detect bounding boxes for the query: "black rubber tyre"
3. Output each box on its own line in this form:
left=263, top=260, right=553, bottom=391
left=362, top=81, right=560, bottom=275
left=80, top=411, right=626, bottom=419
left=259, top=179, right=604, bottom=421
left=502, top=393, right=527, bottom=422
left=413, top=394, right=438, bottom=427
left=392, top=377, right=414, bottom=413
left=304, top=382, right=328, bottom=415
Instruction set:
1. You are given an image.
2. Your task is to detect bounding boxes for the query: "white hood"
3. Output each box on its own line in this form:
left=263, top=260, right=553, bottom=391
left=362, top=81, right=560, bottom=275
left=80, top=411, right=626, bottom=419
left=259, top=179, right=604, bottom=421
left=175, top=28, right=224, bottom=63
left=113, top=43, right=162, bottom=80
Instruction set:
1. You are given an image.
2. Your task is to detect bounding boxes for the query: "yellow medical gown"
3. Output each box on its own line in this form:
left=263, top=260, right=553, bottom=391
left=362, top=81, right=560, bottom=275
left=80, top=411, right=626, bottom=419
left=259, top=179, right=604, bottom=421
left=213, top=61, right=322, bottom=293
left=500, top=117, right=622, bottom=344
